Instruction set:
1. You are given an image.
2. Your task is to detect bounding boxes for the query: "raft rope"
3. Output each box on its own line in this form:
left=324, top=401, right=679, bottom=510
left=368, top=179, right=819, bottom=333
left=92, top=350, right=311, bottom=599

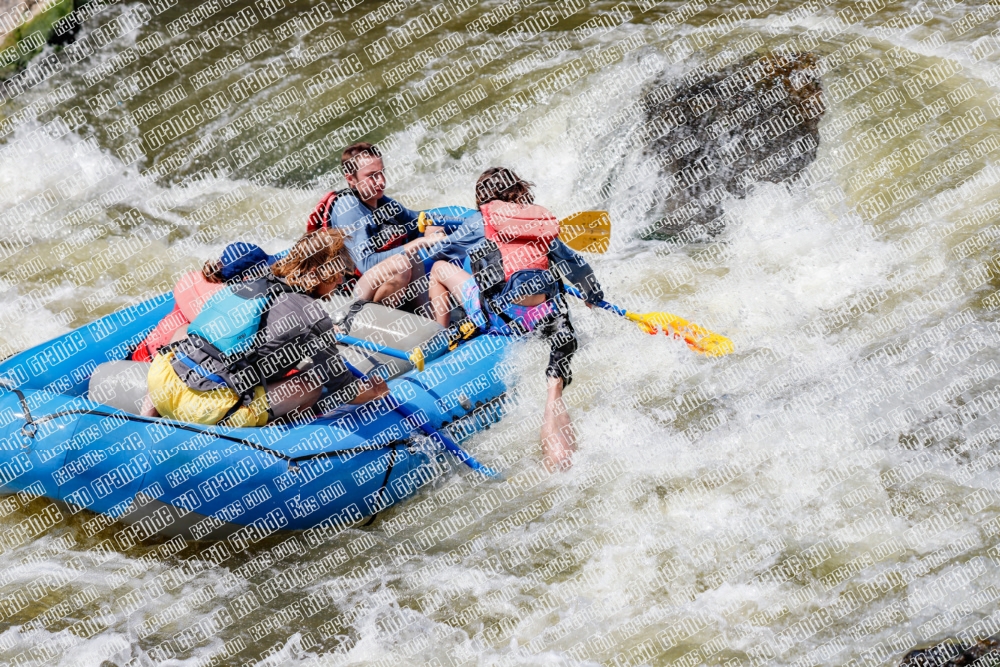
left=363, top=443, right=398, bottom=527
left=0, top=378, right=415, bottom=530
left=0, top=363, right=497, bottom=536
left=0, top=378, right=36, bottom=439
left=0, top=378, right=406, bottom=466
left=341, top=361, right=500, bottom=478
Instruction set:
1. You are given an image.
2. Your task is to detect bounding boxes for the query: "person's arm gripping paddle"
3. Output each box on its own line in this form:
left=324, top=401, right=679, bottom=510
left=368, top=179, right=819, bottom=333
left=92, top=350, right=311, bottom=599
left=549, top=238, right=605, bottom=307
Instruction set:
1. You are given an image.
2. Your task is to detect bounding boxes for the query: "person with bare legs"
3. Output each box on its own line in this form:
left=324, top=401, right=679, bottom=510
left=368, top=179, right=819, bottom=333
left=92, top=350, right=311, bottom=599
left=425, top=168, right=606, bottom=471
left=307, top=142, right=466, bottom=309
left=427, top=260, right=483, bottom=328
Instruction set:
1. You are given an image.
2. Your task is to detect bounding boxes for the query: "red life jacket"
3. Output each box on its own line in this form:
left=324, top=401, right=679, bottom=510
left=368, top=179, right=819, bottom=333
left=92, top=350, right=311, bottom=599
left=481, top=201, right=560, bottom=280
left=307, top=190, right=342, bottom=234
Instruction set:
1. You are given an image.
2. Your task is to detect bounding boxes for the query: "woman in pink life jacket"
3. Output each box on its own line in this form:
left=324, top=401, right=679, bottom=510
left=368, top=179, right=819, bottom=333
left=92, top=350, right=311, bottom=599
left=426, top=167, right=606, bottom=472
left=131, top=243, right=279, bottom=362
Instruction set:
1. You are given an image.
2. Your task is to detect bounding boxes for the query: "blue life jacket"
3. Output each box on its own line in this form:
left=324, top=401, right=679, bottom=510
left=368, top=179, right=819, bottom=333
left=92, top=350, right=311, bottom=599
left=188, top=282, right=272, bottom=357
left=170, top=278, right=294, bottom=395
left=483, top=269, right=561, bottom=336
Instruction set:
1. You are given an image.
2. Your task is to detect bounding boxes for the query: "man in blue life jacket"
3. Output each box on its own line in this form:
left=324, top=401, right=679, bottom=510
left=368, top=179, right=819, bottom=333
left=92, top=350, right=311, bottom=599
left=307, top=142, right=474, bottom=309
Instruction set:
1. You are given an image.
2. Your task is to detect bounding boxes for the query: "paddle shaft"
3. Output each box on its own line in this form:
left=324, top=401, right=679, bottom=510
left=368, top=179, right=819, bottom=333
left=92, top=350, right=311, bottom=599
left=562, top=285, right=626, bottom=316
left=341, top=360, right=499, bottom=477
left=563, top=284, right=734, bottom=357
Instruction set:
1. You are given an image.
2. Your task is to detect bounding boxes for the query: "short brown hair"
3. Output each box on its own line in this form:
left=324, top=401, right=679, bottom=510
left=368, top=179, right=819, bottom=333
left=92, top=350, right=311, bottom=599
left=475, top=167, right=534, bottom=208
left=341, top=142, right=381, bottom=176
left=272, top=228, right=350, bottom=293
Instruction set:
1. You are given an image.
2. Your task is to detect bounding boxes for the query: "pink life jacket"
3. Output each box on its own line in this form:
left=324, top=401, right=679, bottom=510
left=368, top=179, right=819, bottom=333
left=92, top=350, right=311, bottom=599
left=173, top=270, right=225, bottom=322
left=131, top=271, right=224, bottom=361
left=480, top=201, right=560, bottom=281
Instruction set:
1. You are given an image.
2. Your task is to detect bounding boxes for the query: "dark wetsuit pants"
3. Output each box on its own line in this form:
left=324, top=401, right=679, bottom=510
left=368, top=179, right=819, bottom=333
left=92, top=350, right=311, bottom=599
left=484, top=284, right=579, bottom=387
left=537, top=293, right=578, bottom=387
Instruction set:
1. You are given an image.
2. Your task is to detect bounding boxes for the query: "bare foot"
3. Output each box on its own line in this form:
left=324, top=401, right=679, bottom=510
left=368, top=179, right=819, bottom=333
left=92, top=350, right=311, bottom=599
left=139, top=394, right=159, bottom=418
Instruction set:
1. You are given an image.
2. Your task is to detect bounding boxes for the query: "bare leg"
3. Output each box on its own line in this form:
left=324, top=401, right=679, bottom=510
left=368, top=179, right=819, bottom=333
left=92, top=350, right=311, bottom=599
left=266, top=373, right=323, bottom=418
left=348, top=375, right=390, bottom=404
left=271, top=371, right=388, bottom=418
left=353, top=254, right=412, bottom=305
left=372, top=274, right=409, bottom=305
left=167, top=324, right=188, bottom=344
left=428, top=261, right=472, bottom=327
left=540, top=376, right=576, bottom=471
left=428, top=266, right=452, bottom=327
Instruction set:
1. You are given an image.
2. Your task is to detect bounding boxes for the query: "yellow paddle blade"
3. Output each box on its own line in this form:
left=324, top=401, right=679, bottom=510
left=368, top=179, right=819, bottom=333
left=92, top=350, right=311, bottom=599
left=559, top=211, right=611, bottom=253
left=626, top=312, right=735, bottom=357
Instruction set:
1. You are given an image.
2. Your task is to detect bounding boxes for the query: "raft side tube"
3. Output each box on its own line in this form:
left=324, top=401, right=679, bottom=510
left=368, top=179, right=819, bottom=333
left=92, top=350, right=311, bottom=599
left=0, top=286, right=513, bottom=541
left=0, top=385, right=440, bottom=538
left=0, top=294, right=175, bottom=395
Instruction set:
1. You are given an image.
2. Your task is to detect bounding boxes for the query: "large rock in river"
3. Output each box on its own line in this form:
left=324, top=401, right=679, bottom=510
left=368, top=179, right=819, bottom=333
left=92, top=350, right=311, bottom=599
left=642, top=51, right=825, bottom=239
left=899, top=636, right=1000, bottom=666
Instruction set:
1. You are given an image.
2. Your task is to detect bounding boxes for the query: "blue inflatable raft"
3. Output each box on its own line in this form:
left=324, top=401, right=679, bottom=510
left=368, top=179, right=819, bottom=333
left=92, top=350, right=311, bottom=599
left=0, top=209, right=515, bottom=546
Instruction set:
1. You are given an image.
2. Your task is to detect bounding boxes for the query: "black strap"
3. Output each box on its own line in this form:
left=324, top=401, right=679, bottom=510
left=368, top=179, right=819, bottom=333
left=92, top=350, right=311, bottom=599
left=0, top=378, right=36, bottom=438
left=363, top=443, right=398, bottom=526
left=253, top=279, right=299, bottom=341
left=216, top=279, right=298, bottom=402
left=486, top=280, right=567, bottom=337
left=322, top=192, right=336, bottom=228
left=216, top=398, right=248, bottom=427
left=484, top=296, right=529, bottom=336
left=156, top=338, right=185, bottom=357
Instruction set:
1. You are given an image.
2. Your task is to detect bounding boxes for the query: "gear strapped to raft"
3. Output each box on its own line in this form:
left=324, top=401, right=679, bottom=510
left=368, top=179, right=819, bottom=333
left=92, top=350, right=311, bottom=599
left=167, top=278, right=298, bottom=410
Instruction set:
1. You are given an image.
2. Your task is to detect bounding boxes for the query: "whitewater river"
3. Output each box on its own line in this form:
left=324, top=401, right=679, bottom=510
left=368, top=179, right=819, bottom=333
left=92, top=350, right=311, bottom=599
left=2, top=0, right=1000, bottom=664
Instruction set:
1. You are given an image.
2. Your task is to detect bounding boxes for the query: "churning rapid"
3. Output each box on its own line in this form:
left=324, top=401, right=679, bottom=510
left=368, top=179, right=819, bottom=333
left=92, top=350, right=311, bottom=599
left=2, top=0, right=1000, bottom=664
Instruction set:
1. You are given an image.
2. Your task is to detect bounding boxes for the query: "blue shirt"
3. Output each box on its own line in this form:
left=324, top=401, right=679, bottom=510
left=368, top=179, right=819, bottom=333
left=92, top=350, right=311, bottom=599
left=326, top=191, right=466, bottom=274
